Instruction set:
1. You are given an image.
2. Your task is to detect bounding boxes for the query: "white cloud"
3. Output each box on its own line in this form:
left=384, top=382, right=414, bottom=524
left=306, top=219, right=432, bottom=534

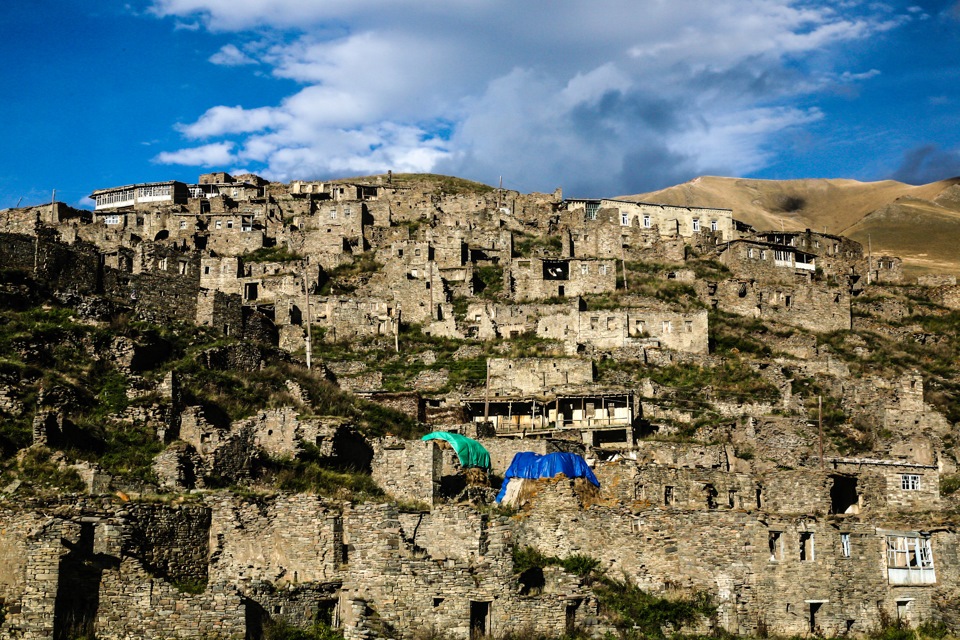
left=209, top=44, right=258, bottom=66
left=153, top=141, right=236, bottom=166
left=150, top=0, right=907, bottom=193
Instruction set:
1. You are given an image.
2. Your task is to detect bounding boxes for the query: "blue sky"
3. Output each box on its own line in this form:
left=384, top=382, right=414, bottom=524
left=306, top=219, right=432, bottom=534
left=1, top=0, right=959, bottom=209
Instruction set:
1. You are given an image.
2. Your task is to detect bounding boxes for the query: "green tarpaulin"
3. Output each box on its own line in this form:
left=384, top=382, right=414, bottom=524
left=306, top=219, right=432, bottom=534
left=421, top=432, right=491, bottom=469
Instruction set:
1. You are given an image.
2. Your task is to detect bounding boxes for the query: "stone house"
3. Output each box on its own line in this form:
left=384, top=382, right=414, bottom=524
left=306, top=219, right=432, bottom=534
left=509, top=256, right=618, bottom=301
left=535, top=299, right=709, bottom=354
left=706, top=279, right=852, bottom=333
left=713, top=239, right=818, bottom=283
left=564, top=198, right=735, bottom=242
left=90, top=180, right=192, bottom=211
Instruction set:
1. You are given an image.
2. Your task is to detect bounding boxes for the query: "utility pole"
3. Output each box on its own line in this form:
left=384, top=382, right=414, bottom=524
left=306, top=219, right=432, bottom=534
left=303, top=261, right=312, bottom=371
left=394, top=304, right=401, bottom=353
left=483, top=359, right=491, bottom=425
left=621, top=244, right=629, bottom=292
left=818, top=395, right=824, bottom=469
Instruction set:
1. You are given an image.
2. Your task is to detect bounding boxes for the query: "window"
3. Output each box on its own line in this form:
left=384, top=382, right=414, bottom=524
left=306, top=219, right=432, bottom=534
left=684, top=320, right=692, bottom=333
left=664, top=486, right=675, bottom=505
left=344, top=206, right=353, bottom=216
left=178, top=261, right=187, bottom=275
left=768, top=532, right=783, bottom=561
left=231, top=188, right=239, bottom=197
left=759, top=250, right=767, bottom=260
left=215, top=220, right=222, bottom=230
left=226, top=220, right=234, bottom=229
left=799, top=532, right=815, bottom=562
left=585, top=202, right=599, bottom=220
left=179, top=220, right=187, bottom=229
left=886, top=535, right=935, bottom=584
left=599, top=264, right=608, bottom=275
left=711, top=220, right=718, bottom=232
left=621, top=213, right=629, bottom=226
left=662, top=321, right=672, bottom=334
left=158, top=258, right=167, bottom=271
left=104, top=214, right=121, bottom=225
left=774, top=250, right=790, bottom=261
left=840, top=533, right=851, bottom=558
left=901, top=474, right=921, bottom=491
left=580, top=264, right=589, bottom=275
left=692, top=218, right=700, bottom=232
left=330, top=210, right=337, bottom=219
left=748, top=248, right=754, bottom=258
left=241, top=216, right=252, bottom=232
left=643, top=215, right=651, bottom=228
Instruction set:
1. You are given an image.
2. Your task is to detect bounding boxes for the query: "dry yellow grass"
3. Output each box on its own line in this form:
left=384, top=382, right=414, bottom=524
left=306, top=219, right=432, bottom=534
left=628, top=175, right=960, bottom=276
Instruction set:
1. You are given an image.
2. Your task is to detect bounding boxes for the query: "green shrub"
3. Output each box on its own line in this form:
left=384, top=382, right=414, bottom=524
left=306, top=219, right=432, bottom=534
left=593, top=575, right=716, bottom=639
left=940, top=474, right=960, bottom=496
left=15, top=446, right=86, bottom=494
left=264, top=620, right=343, bottom=640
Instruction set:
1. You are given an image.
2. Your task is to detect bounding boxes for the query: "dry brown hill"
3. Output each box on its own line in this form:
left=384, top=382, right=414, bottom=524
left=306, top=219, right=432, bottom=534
left=629, top=176, right=960, bottom=277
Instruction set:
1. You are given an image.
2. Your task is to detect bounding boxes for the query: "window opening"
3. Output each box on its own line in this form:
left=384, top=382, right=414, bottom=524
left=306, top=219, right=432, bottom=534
left=768, top=531, right=783, bottom=561
left=799, top=532, right=814, bottom=562
left=664, top=486, right=675, bottom=506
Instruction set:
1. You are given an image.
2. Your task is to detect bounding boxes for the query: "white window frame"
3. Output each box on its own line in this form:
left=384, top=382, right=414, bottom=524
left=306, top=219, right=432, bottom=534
left=620, top=213, right=629, bottom=226
left=710, top=220, right=718, bottom=232
left=886, top=535, right=935, bottom=584
left=901, top=474, right=921, bottom=491
left=643, top=215, right=651, bottom=228
left=104, top=214, right=121, bottom=225
left=692, top=218, right=700, bottom=232
left=840, top=533, right=851, bottom=558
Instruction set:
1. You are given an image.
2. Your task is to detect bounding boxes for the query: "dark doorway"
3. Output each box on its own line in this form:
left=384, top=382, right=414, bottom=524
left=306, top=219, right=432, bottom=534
left=53, top=522, right=119, bottom=640
left=470, top=601, right=490, bottom=639
left=566, top=600, right=582, bottom=635
left=809, top=602, right=823, bottom=635
left=830, top=475, right=859, bottom=514
left=244, top=598, right=268, bottom=640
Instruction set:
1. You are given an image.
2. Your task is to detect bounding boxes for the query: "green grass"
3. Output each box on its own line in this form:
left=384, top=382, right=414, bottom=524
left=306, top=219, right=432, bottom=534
left=257, top=445, right=384, bottom=501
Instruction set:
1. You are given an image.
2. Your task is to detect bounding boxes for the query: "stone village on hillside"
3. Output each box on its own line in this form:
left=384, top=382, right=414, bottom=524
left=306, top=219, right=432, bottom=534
left=0, top=171, right=959, bottom=639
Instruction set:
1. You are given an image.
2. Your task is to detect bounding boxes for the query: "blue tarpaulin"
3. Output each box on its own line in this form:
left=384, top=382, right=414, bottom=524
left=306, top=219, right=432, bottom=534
left=496, top=452, right=599, bottom=502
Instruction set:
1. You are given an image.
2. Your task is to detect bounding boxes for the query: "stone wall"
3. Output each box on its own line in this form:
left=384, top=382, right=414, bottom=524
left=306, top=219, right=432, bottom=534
left=372, top=439, right=441, bottom=506
left=487, top=357, right=593, bottom=396
left=516, top=478, right=953, bottom=637
left=709, top=279, right=851, bottom=333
